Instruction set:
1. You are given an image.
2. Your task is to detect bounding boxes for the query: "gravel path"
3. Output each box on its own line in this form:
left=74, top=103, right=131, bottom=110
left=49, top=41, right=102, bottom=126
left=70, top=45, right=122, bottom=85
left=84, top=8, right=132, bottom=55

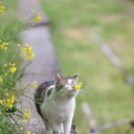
left=19, top=0, right=60, bottom=133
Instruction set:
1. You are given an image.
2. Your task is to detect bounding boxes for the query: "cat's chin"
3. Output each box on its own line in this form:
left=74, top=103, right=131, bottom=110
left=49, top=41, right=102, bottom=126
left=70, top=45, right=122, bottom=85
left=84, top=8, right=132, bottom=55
left=67, top=90, right=79, bottom=98
left=68, top=90, right=75, bottom=92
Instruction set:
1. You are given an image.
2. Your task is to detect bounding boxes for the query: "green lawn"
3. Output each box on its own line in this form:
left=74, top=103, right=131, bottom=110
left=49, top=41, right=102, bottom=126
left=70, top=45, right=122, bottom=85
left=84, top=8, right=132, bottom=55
left=42, top=0, right=134, bottom=134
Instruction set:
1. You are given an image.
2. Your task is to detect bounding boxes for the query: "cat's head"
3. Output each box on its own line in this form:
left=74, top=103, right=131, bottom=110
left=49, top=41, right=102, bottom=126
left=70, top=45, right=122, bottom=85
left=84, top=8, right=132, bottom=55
left=55, top=73, right=80, bottom=99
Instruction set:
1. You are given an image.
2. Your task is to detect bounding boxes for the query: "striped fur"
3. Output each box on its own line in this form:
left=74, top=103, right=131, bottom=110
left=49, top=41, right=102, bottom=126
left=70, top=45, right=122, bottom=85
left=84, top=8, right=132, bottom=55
left=35, top=81, right=55, bottom=118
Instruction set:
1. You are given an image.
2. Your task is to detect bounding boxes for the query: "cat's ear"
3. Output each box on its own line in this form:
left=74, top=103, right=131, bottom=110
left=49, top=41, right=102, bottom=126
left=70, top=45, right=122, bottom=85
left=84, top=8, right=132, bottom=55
left=72, top=73, right=79, bottom=82
left=55, top=73, right=63, bottom=83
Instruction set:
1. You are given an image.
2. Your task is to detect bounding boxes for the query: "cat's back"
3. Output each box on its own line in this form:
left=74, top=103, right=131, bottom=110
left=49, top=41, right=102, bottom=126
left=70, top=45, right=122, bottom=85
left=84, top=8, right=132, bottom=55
left=34, top=80, right=55, bottom=116
left=35, top=81, right=54, bottom=102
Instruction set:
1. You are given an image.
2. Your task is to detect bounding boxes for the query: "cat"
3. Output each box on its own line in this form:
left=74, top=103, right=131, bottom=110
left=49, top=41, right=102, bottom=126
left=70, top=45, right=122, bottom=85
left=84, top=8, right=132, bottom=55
left=34, top=73, right=80, bottom=134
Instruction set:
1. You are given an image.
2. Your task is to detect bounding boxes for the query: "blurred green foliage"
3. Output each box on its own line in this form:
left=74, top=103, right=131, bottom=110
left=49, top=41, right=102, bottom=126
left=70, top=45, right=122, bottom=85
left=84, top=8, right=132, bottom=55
left=0, top=0, right=23, bottom=133
left=0, top=0, right=22, bottom=91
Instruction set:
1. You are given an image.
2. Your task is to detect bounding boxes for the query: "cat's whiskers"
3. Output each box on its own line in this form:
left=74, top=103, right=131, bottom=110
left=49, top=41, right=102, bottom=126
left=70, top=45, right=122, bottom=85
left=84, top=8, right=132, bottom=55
left=79, top=89, right=90, bottom=101
left=79, top=91, right=85, bottom=101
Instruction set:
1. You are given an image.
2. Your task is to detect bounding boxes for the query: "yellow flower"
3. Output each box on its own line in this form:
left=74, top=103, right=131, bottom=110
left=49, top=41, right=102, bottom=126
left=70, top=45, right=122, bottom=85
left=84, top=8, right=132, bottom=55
left=0, top=5, right=5, bottom=13
left=23, top=119, right=27, bottom=122
left=28, top=111, right=31, bottom=114
left=10, top=67, right=17, bottom=73
left=31, top=9, right=35, bottom=13
left=11, top=95, right=15, bottom=103
left=21, top=45, right=35, bottom=60
left=5, top=73, right=8, bottom=76
left=17, top=44, right=21, bottom=47
left=33, top=85, right=37, bottom=88
left=23, top=110, right=31, bottom=121
left=4, top=47, right=8, bottom=50
left=31, top=81, right=37, bottom=88
left=0, top=6, right=5, bottom=10
left=5, top=95, right=15, bottom=110
left=38, top=12, right=41, bottom=16
left=24, top=44, right=29, bottom=47
left=25, top=53, right=35, bottom=60
left=23, top=46, right=32, bottom=54
left=74, top=82, right=82, bottom=91
left=27, top=132, right=31, bottom=134
left=20, top=127, right=23, bottom=131
left=22, top=52, right=26, bottom=56
left=0, top=9, right=3, bottom=12
left=5, top=93, right=9, bottom=96
left=34, top=81, right=37, bottom=84
left=0, top=76, right=3, bottom=83
left=4, top=64, right=7, bottom=66
left=12, top=63, right=16, bottom=67
left=26, top=46, right=32, bottom=53
left=34, top=16, right=41, bottom=23
left=0, top=39, right=1, bottom=42
left=0, top=100, right=4, bottom=105
left=0, top=111, right=2, bottom=115
left=24, top=113, right=30, bottom=120
left=0, top=45, right=3, bottom=49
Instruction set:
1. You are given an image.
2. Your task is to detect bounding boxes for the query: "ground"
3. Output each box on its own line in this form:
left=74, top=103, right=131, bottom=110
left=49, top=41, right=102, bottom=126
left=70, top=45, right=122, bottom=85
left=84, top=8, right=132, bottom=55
left=41, top=0, right=134, bottom=134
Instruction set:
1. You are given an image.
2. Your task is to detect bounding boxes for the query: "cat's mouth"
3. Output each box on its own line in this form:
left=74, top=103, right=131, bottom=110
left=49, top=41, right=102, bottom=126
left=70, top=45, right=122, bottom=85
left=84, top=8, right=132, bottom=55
left=68, top=88, right=77, bottom=92
left=69, top=90, right=75, bottom=92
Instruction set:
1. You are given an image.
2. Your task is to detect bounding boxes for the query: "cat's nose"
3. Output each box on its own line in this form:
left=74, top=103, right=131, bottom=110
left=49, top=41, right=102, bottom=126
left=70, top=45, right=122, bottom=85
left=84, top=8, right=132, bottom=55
left=72, top=86, right=75, bottom=91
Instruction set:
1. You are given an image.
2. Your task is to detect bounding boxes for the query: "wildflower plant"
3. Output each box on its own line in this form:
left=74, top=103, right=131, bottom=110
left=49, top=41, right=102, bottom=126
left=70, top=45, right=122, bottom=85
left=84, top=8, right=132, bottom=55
left=0, top=1, right=41, bottom=133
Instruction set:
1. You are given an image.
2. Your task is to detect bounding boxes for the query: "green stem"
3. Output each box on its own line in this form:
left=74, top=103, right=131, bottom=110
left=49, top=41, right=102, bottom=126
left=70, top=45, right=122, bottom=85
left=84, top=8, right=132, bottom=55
left=10, top=115, right=25, bottom=134
left=0, top=83, right=40, bottom=104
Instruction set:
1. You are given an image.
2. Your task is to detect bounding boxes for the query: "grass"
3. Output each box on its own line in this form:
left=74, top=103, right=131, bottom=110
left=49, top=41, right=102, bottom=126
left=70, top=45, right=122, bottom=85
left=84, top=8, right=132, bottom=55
left=42, top=0, right=134, bottom=134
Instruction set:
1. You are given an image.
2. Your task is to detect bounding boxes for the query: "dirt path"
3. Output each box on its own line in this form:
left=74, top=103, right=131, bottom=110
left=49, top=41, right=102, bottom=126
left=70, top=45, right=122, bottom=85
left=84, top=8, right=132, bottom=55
left=19, top=0, right=60, bottom=133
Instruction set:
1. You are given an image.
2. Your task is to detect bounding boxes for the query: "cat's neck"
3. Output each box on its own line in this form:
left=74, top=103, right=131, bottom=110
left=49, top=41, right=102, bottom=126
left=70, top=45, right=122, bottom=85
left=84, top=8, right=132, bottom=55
left=47, top=87, right=75, bottom=104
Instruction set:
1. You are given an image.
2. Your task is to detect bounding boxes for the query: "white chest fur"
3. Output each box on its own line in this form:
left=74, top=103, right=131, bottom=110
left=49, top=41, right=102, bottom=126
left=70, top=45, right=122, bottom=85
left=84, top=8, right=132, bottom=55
left=40, top=98, right=75, bottom=134
left=41, top=98, right=75, bottom=122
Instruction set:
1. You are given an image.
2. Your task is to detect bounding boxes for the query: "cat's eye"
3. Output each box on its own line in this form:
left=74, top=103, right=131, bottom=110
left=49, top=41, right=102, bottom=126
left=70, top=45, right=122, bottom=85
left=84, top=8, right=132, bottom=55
left=72, top=81, right=76, bottom=86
